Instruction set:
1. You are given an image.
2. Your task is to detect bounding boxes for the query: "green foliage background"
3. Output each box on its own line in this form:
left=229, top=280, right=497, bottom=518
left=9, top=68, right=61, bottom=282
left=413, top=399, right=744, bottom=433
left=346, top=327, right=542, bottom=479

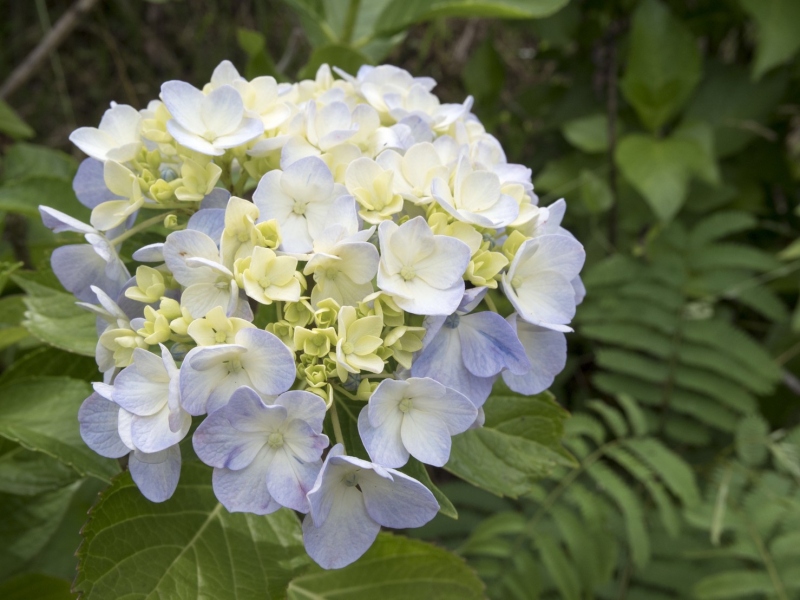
left=1, top=0, right=800, bottom=598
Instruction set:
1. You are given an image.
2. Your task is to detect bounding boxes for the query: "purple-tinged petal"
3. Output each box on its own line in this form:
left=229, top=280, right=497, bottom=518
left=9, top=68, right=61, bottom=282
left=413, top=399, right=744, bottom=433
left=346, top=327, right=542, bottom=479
left=78, top=392, right=129, bottom=458
left=412, top=322, right=495, bottom=407
left=129, top=445, right=181, bottom=503
left=39, top=206, right=94, bottom=234
left=458, top=311, right=530, bottom=377
left=275, top=390, right=328, bottom=433
left=212, top=448, right=281, bottom=515
left=457, top=287, right=487, bottom=314
left=358, top=407, right=408, bottom=468
left=266, top=449, right=321, bottom=513
left=132, top=243, right=164, bottom=262
left=73, top=158, right=120, bottom=209
left=51, top=244, right=124, bottom=303
left=200, top=187, right=231, bottom=209
left=188, top=208, right=225, bottom=246
left=238, top=328, right=297, bottom=396
left=360, top=467, right=439, bottom=529
left=501, top=313, right=567, bottom=395
left=193, top=404, right=269, bottom=470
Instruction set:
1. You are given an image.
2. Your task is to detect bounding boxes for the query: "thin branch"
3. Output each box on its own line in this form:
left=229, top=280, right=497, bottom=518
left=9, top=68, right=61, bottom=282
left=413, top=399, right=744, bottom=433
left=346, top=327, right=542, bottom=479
left=1, top=0, right=104, bottom=100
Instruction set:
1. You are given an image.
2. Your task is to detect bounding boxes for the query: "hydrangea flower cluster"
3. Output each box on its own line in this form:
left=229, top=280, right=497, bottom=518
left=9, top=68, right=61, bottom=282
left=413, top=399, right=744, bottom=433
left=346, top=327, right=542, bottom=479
left=46, top=61, right=585, bottom=569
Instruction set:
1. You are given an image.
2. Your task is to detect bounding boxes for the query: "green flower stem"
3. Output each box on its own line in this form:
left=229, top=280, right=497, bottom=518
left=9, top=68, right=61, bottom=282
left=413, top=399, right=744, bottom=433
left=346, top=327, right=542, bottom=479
left=330, top=400, right=345, bottom=451
left=109, top=212, right=176, bottom=246
left=341, top=0, right=361, bottom=45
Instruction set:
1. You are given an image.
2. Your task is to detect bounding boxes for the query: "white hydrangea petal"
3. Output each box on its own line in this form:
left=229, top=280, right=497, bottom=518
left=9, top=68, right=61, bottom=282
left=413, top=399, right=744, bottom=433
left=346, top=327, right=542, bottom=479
left=414, top=235, right=470, bottom=289
left=161, top=80, right=206, bottom=133
left=201, top=85, right=244, bottom=136
left=69, top=127, right=116, bottom=161
left=214, top=117, right=264, bottom=148
left=131, top=403, right=189, bottom=454
left=167, top=120, right=223, bottom=156
left=408, top=380, right=477, bottom=436
left=163, top=229, right=221, bottom=286
left=400, top=408, right=451, bottom=467
left=113, top=348, right=170, bottom=416
left=392, top=277, right=464, bottom=316
left=281, top=156, right=333, bottom=201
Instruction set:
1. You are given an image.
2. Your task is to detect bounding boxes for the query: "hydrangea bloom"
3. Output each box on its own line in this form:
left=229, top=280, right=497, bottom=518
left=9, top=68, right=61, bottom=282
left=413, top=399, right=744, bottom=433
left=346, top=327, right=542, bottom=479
left=54, top=60, right=585, bottom=569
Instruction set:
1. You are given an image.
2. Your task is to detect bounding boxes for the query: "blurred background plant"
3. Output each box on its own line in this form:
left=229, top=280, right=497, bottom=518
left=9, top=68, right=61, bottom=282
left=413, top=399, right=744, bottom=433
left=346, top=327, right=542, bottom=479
left=1, top=0, right=800, bottom=598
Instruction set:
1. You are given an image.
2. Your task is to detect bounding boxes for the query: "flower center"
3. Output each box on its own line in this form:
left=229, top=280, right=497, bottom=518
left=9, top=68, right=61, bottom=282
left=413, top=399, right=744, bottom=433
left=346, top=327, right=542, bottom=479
left=325, top=268, right=339, bottom=281
left=444, top=314, right=460, bottom=329
left=400, top=266, right=416, bottom=281
left=311, top=333, right=327, bottom=348
left=343, top=472, right=358, bottom=487
left=341, top=341, right=354, bottom=354
left=292, top=201, right=307, bottom=215
left=202, top=130, right=217, bottom=141
left=511, top=276, right=522, bottom=289
left=214, top=330, right=228, bottom=343
left=215, top=278, right=229, bottom=290
left=398, top=398, right=413, bottom=413
left=267, top=432, right=284, bottom=448
left=258, top=276, right=272, bottom=288
left=237, top=231, right=249, bottom=242
left=227, top=358, right=243, bottom=374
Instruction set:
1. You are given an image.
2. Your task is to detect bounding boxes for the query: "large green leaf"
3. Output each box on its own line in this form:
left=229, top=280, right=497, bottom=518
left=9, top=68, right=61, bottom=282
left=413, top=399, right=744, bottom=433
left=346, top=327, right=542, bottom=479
left=445, top=392, right=576, bottom=498
left=301, top=44, right=372, bottom=79
left=0, top=377, right=118, bottom=481
left=400, top=458, right=458, bottom=519
left=13, top=276, right=97, bottom=357
left=620, top=0, right=701, bottom=131
left=0, top=481, right=83, bottom=580
left=375, top=0, right=569, bottom=35
left=615, top=133, right=701, bottom=221
left=0, top=295, right=31, bottom=350
left=75, top=462, right=308, bottom=600
left=286, top=533, right=485, bottom=599
left=0, top=438, right=78, bottom=496
left=0, top=99, right=34, bottom=140
left=693, top=571, right=775, bottom=599
left=740, top=0, right=800, bottom=79
left=562, top=114, right=614, bottom=154
left=0, top=347, right=99, bottom=386
left=0, top=574, right=72, bottom=600
left=684, top=62, right=787, bottom=157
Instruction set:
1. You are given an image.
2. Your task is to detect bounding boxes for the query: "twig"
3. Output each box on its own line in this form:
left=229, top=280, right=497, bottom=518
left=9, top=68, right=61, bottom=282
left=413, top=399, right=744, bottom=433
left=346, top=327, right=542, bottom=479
left=453, top=19, right=479, bottom=65
left=605, top=24, right=619, bottom=250
left=35, top=0, right=75, bottom=125
left=782, top=370, right=800, bottom=396
left=0, top=0, right=104, bottom=100
left=341, top=0, right=361, bottom=45
left=276, top=27, right=302, bottom=75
